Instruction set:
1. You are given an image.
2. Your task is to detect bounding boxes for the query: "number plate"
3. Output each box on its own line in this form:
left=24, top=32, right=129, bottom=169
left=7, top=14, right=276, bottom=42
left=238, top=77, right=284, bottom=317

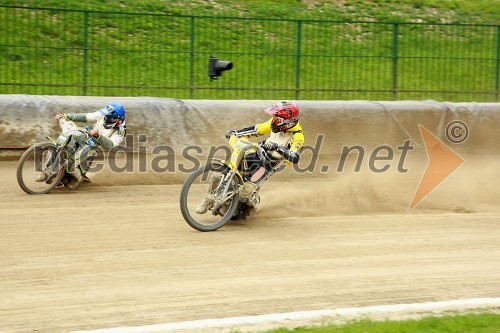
left=86, top=137, right=98, bottom=148
left=235, top=140, right=253, bottom=149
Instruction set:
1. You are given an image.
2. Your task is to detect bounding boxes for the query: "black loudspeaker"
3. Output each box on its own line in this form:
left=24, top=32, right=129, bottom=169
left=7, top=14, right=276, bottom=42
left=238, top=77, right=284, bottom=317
left=208, top=56, right=233, bottom=79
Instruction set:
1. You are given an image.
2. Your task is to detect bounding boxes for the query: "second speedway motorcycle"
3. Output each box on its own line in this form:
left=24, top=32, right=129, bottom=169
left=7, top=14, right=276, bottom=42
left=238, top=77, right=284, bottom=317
left=16, top=118, right=97, bottom=194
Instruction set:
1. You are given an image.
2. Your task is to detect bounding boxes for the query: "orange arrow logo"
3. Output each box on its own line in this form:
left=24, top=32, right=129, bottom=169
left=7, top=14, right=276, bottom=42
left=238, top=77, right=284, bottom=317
left=408, top=124, right=465, bottom=210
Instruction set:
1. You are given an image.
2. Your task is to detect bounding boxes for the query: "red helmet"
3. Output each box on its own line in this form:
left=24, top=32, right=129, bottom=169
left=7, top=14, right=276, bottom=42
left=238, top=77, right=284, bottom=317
left=265, top=101, right=299, bottom=133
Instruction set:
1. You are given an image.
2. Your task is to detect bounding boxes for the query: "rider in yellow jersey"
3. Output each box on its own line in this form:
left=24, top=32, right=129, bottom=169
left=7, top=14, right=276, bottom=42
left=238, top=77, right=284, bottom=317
left=196, top=101, right=305, bottom=220
left=232, top=117, right=304, bottom=163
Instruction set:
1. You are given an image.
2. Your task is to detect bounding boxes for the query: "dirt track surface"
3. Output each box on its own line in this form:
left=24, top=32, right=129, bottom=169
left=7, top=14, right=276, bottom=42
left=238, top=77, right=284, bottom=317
left=1, top=154, right=499, bottom=333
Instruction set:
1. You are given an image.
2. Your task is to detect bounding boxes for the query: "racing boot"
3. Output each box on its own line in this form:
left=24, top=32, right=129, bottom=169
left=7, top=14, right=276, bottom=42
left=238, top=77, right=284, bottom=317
left=195, top=172, right=222, bottom=214
left=80, top=168, right=92, bottom=182
left=35, top=172, right=48, bottom=182
left=195, top=198, right=212, bottom=214
left=242, top=194, right=260, bottom=221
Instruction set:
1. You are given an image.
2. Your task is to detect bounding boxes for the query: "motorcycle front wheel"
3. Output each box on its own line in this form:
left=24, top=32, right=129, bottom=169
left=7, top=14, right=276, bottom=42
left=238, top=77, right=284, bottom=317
left=16, top=143, right=67, bottom=194
left=180, top=163, right=240, bottom=232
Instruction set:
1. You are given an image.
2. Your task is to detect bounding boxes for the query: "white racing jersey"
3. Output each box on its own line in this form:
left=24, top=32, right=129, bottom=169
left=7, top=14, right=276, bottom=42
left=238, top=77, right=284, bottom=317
left=85, top=110, right=126, bottom=147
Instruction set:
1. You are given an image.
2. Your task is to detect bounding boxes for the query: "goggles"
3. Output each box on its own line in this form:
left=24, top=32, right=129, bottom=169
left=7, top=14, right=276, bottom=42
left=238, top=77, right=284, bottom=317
left=272, top=116, right=287, bottom=126
left=104, top=115, right=119, bottom=125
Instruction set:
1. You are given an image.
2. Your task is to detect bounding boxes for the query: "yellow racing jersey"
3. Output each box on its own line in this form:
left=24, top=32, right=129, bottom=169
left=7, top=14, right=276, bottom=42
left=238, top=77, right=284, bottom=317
left=233, top=118, right=305, bottom=163
left=256, top=119, right=305, bottom=153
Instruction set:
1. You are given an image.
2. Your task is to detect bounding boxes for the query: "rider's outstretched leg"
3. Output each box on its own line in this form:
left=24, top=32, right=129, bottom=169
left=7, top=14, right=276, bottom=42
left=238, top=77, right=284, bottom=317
left=35, top=172, right=48, bottom=182
left=35, top=147, right=54, bottom=182
left=195, top=172, right=222, bottom=214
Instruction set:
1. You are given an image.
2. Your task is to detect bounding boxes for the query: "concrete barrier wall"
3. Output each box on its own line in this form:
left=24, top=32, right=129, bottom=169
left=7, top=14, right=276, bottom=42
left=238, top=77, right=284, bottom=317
left=0, top=95, right=498, bottom=156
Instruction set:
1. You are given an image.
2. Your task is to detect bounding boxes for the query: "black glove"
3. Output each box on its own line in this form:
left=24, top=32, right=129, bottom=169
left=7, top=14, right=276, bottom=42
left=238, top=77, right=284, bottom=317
left=225, top=130, right=237, bottom=139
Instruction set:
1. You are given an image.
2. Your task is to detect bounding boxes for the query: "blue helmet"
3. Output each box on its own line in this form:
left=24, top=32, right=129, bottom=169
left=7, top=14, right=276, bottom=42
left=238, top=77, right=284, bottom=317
left=99, top=103, right=126, bottom=129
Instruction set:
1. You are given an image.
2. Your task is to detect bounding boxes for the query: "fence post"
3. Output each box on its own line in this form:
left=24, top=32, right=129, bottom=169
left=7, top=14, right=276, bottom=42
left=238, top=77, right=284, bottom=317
left=82, top=11, right=89, bottom=96
left=295, top=20, right=302, bottom=100
left=190, top=16, right=195, bottom=99
left=496, top=25, right=500, bottom=102
left=392, top=23, right=399, bottom=101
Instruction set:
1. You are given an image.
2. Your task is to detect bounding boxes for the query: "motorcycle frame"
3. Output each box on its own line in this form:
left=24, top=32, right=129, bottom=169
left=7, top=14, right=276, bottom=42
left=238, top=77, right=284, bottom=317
left=213, top=135, right=284, bottom=205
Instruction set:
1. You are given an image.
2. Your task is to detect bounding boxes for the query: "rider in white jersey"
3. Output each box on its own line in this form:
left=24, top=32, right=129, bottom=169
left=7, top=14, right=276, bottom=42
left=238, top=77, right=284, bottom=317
left=37, top=103, right=126, bottom=188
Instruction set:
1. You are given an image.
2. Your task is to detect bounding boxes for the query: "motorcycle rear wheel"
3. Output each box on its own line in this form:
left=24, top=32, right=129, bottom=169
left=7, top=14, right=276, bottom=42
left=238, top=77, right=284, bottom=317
left=16, top=143, right=67, bottom=194
left=180, top=163, right=240, bottom=231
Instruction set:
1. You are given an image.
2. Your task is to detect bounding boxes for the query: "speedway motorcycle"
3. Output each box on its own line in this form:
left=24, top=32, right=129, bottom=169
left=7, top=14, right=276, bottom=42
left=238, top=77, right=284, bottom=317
left=16, top=118, right=97, bottom=194
left=180, top=135, right=284, bottom=232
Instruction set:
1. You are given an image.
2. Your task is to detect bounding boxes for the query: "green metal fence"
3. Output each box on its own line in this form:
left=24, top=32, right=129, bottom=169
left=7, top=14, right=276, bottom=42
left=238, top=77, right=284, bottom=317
left=1, top=5, right=499, bottom=101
